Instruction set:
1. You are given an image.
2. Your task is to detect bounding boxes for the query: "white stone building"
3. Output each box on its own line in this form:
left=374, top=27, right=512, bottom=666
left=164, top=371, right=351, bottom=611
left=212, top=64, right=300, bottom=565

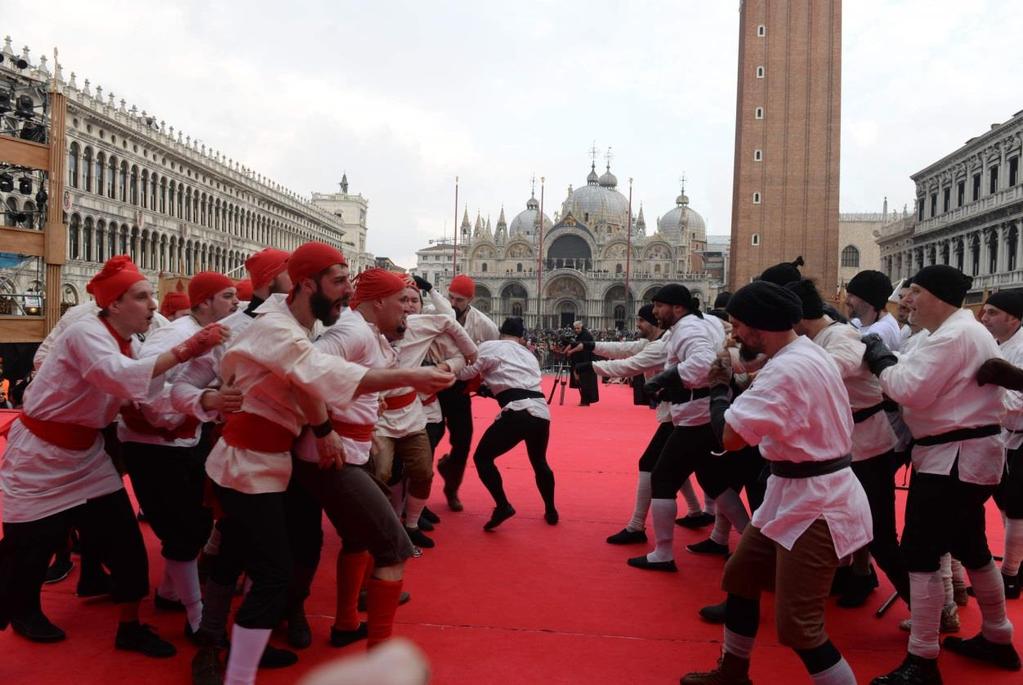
left=1, top=35, right=362, bottom=314
left=413, top=161, right=718, bottom=330
left=310, top=172, right=373, bottom=273
left=877, top=110, right=1023, bottom=304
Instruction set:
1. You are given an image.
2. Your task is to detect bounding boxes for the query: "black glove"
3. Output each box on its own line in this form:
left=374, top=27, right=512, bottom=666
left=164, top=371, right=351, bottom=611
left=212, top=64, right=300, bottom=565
left=476, top=384, right=494, bottom=399
left=709, top=384, right=732, bottom=449
left=643, top=366, right=684, bottom=400
left=413, top=275, right=432, bottom=293
left=977, top=358, right=1023, bottom=390
left=574, top=361, right=593, bottom=375
left=862, top=333, right=898, bottom=376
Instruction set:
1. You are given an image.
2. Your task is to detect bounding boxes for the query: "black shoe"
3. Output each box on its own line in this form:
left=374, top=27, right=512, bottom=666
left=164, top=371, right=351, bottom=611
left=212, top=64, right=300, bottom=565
left=1005, top=571, right=1021, bottom=600
left=405, top=526, right=436, bottom=548
left=115, top=621, right=177, bottom=658
left=330, top=622, right=368, bottom=648
left=698, top=600, right=727, bottom=624
left=154, top=590, right=186, bottom=611
left=416, top=516, right=435, bottom=532
left=10, top=611, right=66, bottom=643
left=544, top=509, right=559, bottom=525
left=358, top=589, right=410, bottom=612
left=191, top=645, right=223, bottom=685
left=44, top=556, right=74, bottom=584
left=483, top=503, right=516, bottom=531
left=870, top=653, right=942, bottom=684
left=259, top=644, right=299, bottom=669
left=838, top=567, right=879, bottom=608
left=626, top=556, right=678, bottom=572
left=606, top=528, right=648, bottom=545
left=686, top=538, right=730, bottom=556
left=421, top=506, right=440, bottom=524
left=675, top=512, right=715, bottom=529
left=287, top=606, right=312, bottom=649
left=76, top=568, right=113, bottom=598
left=943, top=633, right=1021, bottom=671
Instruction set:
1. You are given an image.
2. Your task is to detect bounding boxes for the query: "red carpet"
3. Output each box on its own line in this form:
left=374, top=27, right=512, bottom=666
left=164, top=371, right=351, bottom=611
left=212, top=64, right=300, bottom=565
left=1, top=387, right=1022, bottom=683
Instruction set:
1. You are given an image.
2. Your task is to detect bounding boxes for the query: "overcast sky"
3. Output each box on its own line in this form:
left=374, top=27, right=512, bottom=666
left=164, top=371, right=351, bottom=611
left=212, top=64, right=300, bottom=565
left=7, top=1, right=1023, bottom=267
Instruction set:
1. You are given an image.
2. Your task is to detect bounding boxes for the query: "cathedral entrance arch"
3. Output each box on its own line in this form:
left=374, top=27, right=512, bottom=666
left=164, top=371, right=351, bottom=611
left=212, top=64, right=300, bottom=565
left=473, top=285, right=493, bottom=314
left=546, top=234, right=593, bottom=272
left=554, top=300, right=577, bottom=329
left=545, top=275, right=586, bottom=330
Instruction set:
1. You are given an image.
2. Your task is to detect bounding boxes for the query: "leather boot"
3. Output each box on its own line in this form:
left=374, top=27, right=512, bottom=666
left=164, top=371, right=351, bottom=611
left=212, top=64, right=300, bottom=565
left=680, top=652, right=753, bottom=685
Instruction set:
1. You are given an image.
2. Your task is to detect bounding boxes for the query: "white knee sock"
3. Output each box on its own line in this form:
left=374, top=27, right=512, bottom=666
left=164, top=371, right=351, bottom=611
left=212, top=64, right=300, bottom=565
left=950, top=557, right=966, bottom=586
left=389, top=480, right=407, bottom=516
left=165, top=558, right=203, bottom=632
left=158, top=564, right=179, bottom=600
left=723, top=628, right=754, bottom=659
left=405, top=495, right=428, bottom=531
left=966, top=561, right=1014, bottom=644
left=907, top=570, right=944, bottom=659
left=810, top=658, right=856, bottom=685
left=224, top=624, right=271, bottom=685
left=710, top=513, right=732, bottom=546
left=647, top=498, right=677, bottom=563
left=1003, top=517, right=1023, bottom=576
left=626, top=472, right=653, bottom=532
left=714, top=489, right=750, bottom=535
left=679, top=477, right=702, bottom=516
left=939, top=554, right=954, bottom=608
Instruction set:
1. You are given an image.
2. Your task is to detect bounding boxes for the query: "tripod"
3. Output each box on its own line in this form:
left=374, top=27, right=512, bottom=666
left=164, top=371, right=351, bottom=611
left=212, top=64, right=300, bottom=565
left=547, top=357, right=569, bottom=406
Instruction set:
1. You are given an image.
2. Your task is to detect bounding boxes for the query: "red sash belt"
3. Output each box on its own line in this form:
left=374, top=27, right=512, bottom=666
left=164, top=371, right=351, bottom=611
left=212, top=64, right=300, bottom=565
left=422, top=394, right=438, bottom=406
left=120, top=404, right=202, bottom=442
left=331, top=420, right=375, bottom=442
left=18, top=414, right=100, bottom=450
left=383, top=391, right=417, bottom=411
left=222, top=412, right=294, bottom=452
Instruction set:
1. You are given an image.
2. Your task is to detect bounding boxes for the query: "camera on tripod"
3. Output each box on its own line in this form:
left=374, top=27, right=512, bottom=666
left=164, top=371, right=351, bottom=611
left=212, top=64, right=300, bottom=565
left=557, top=333, right=577, bottom=348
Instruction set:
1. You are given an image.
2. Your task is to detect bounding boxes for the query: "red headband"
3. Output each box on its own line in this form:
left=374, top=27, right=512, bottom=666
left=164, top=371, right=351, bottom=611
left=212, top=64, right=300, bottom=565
left=449, top=274, right=475, bottom=298
left=350, top=268, right=408, bottom=309
left=189, top=272, right=235, bottom=306
left=87, top=255, right=146, bottom=308
left=245, top=248, right=290, bottom=290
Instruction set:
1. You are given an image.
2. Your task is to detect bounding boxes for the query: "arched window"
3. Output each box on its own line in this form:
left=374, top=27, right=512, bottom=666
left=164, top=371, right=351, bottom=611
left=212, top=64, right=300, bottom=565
left=68, top=142, right=80, bottom=188
left=83, top=217, right=94, bottom=262
left=841, top=245, right=860, bottom=268
left=615, top=263, right=623, bottom=274
left=107, top=156, right=117, bottom=198
left=68, top=214, right=81, bottom=259
left=96, top=221, right=106, bottom=262
left=512, top=302, right=523, bottom=316
left=83, top=147, right=93, bottom=192
left=516, top=263, right=523, bottom=272
left=119, top=161, right=128, bottom=201
left=481, top=262, right=488, bottom=272
left=95, top=152, right=105, bottom=195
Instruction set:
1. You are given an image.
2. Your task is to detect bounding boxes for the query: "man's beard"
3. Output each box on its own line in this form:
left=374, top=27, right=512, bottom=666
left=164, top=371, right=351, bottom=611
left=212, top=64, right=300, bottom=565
left=311, top=286, right=342, bottom=326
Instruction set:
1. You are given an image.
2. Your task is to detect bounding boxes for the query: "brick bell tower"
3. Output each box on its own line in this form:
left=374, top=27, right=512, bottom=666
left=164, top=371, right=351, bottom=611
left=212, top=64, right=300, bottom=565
left=728, top=0, right=842, bottom=299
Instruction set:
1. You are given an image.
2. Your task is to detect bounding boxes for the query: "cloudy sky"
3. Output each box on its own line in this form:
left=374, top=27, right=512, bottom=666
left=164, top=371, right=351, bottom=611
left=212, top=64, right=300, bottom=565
left=7, top=1, right=1023, bottom=267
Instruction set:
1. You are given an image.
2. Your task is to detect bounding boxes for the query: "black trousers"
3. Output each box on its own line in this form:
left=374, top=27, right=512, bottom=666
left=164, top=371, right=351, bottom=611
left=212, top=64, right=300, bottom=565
left=0, top=489, right=148, bottom=625
left=901, top=463, right=996, bottom=573
left=123, top=441, right=213, bottom=561
left=572, top=368, right=599, bottom=404
left=995, top=444, right=1023, bottom=519
left=436, top=384, right=474, bottom=493
left=650, top=423, right=717, bottom=500
left=851, top=451, right=911, bottom=599
left=473, top=410, right=555, bottom=509
left=637, top=422, right=675, bottom=472
left=426, top=420, right=446, bottom=453
left=213, top=485, right=292, bottom=630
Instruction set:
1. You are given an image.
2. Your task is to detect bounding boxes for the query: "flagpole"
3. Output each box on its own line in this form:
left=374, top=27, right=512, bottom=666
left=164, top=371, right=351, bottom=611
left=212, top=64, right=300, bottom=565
left=536, top=176, right=545, bottom=329
left=626, top=179, right=633, bottom=315
left=452, top=176, right=459, bottom=280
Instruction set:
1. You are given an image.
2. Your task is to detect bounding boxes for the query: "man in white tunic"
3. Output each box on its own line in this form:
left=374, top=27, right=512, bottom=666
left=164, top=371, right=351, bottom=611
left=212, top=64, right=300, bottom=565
left=866, top=265, right=1020, bottom=682
left=980, top=291, right=1023, bottom=599
left=0, top=256, right=228, bottom=656
left=456, top=317, right=557, bottom=530
left=846, top=269, right=902, bottom=351
left=682, top=280, right=871, bottom=685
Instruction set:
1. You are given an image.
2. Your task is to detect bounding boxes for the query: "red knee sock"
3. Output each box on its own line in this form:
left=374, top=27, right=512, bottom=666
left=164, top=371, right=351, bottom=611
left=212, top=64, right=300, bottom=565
left=334, top=551, right=371, bottom=631
left=366, top=577, right=404, bottom=648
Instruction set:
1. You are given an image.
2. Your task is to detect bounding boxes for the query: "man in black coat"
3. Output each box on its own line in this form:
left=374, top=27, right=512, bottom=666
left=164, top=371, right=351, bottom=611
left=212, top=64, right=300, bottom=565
left=568, top=321, right=599, bottom=406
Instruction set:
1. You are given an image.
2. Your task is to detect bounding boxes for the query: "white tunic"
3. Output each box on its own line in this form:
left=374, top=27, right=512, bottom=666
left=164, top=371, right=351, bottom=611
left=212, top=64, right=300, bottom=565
left=457, top=339, right=550, bottom=421
left=593, top=336, right=672, bottom=423
left=879, top=308, right=1006, bottom=485
left=725, top=336, right=871, bottom=558
left=1, top=314, right=162, bottom=522
left=665, top=315, right=724, bottom=427
left=460, top=305, right=500, bottom=345
left=998, top=326, right=1023, bottom=450
left=856, top=311, right=903, bottom=352
left=204, top=296, right=368, bottom=494
left=811, top=322, right=897, bottom=461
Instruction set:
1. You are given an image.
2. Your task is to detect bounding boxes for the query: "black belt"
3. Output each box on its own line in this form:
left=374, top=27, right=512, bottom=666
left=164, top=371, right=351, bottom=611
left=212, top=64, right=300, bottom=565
left=668, top=387, right=711, bottom=405
left=495, top=388, right=545, bottom=408
left=770, top=455, right=852, bottom=479
left=881, top=397, right=899, bottom=413
left=1006, top=426, right=1023, bottom=435
left=852, top=401, right=886, bottom=424
left=915, top=424, right=1001, bottom=446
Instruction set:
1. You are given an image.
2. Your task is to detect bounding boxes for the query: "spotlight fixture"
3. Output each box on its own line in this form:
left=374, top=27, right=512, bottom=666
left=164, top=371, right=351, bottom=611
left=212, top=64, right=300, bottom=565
left=18, top=176, right=32, bottom=195
left=35, top=186, right=47, bottom=206
left=0, top=54, right=30, bottom=69
left=0, top=90, right=11, bottom=113
left=15, top=94, right=34, bottom=119
left=0, top=172, right=13, bottom=193
left=19, top=123, right=45, bottom=142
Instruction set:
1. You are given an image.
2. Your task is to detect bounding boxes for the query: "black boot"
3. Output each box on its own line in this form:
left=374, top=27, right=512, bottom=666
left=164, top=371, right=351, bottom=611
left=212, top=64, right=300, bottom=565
left=943, top=633, right=1021, bottom=671
left=421, top=506, right=440, bottom=524
left=10, top=610, right=66, bottom=642
left=191, top=645, right=224, bottom=685
left=115, top=621, right=176, bottom=658
left=44, top=554, right=74, bottom=584
left=286, top=602, right=312, bottom=649
left=483, top=503, right=516, bottom=531
left=698, top=600, right=728, bottom=624
left=405, top=526, right=436, bottom=548
left=870, top=653, right=942, bottom=684
left=680, top=651, right=753, bottom=684
left=330, top=622, right=368, bottom=648
left=675, top=512, right=715, bottom=529
left=607, top=528, right=647, bottom=545
left=838, top=566, right=879, bottom=608
left=686, top=538, right=730, bottom=556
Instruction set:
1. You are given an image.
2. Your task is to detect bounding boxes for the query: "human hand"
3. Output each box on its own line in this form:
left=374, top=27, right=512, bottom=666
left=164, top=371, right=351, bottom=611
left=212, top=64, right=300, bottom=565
left=862, top=333, right=898, bottom=376
left=317, top=431, right=346, bottom=470
left=408, top=367, right=456, bottom=395
left=413, top=275, right=432, bottom=293
left=708, top=350, right=733, bottom=388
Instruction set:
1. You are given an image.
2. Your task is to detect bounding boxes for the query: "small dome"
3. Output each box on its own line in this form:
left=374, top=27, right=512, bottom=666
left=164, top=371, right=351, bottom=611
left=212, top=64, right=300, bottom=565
left=586, top=163, right=600, bottom=185
left=598, top=165, right=618, bottom=188
left=509, top=194, right=553, bottom=238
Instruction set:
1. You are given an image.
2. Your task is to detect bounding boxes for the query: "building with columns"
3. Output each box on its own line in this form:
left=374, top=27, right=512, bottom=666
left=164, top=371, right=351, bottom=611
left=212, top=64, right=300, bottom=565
left=1, top=34, right=362, bottom=315
left=310, top=172, right=373, bottom=273
left=877, top=109, right=1023, bottom=304
left=412, top=160, right=718, bottom=331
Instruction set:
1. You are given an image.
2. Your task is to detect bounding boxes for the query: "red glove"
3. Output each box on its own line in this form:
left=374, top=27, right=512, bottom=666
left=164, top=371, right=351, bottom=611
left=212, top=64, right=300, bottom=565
left=463, top=376, right=483, bottom=395
left=171, top=323, right=229, bottom=363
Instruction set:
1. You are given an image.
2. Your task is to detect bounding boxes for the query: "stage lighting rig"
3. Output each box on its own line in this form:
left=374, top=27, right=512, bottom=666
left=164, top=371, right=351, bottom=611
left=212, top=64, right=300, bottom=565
left=0, top=172, right=13, bottom=192
left=0, top=53, right=29, bottom=69
left=18, top=175, right=32, bottom=195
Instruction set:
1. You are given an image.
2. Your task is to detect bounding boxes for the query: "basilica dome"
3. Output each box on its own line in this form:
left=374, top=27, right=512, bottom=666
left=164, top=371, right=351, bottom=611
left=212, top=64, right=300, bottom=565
left=564, top=163, right=630, bottom=229
left=657, top=191, right=706, bottom=244
left=508, top=193, right=553, bottom=238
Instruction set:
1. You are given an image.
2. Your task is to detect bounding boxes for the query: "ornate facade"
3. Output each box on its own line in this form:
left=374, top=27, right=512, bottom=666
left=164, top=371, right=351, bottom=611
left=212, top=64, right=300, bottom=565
left=877, top=110, right=1023, bottom=304
left=414, top=161, right=718, bottom=330
left=1, top=34, right=362, bottom=315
